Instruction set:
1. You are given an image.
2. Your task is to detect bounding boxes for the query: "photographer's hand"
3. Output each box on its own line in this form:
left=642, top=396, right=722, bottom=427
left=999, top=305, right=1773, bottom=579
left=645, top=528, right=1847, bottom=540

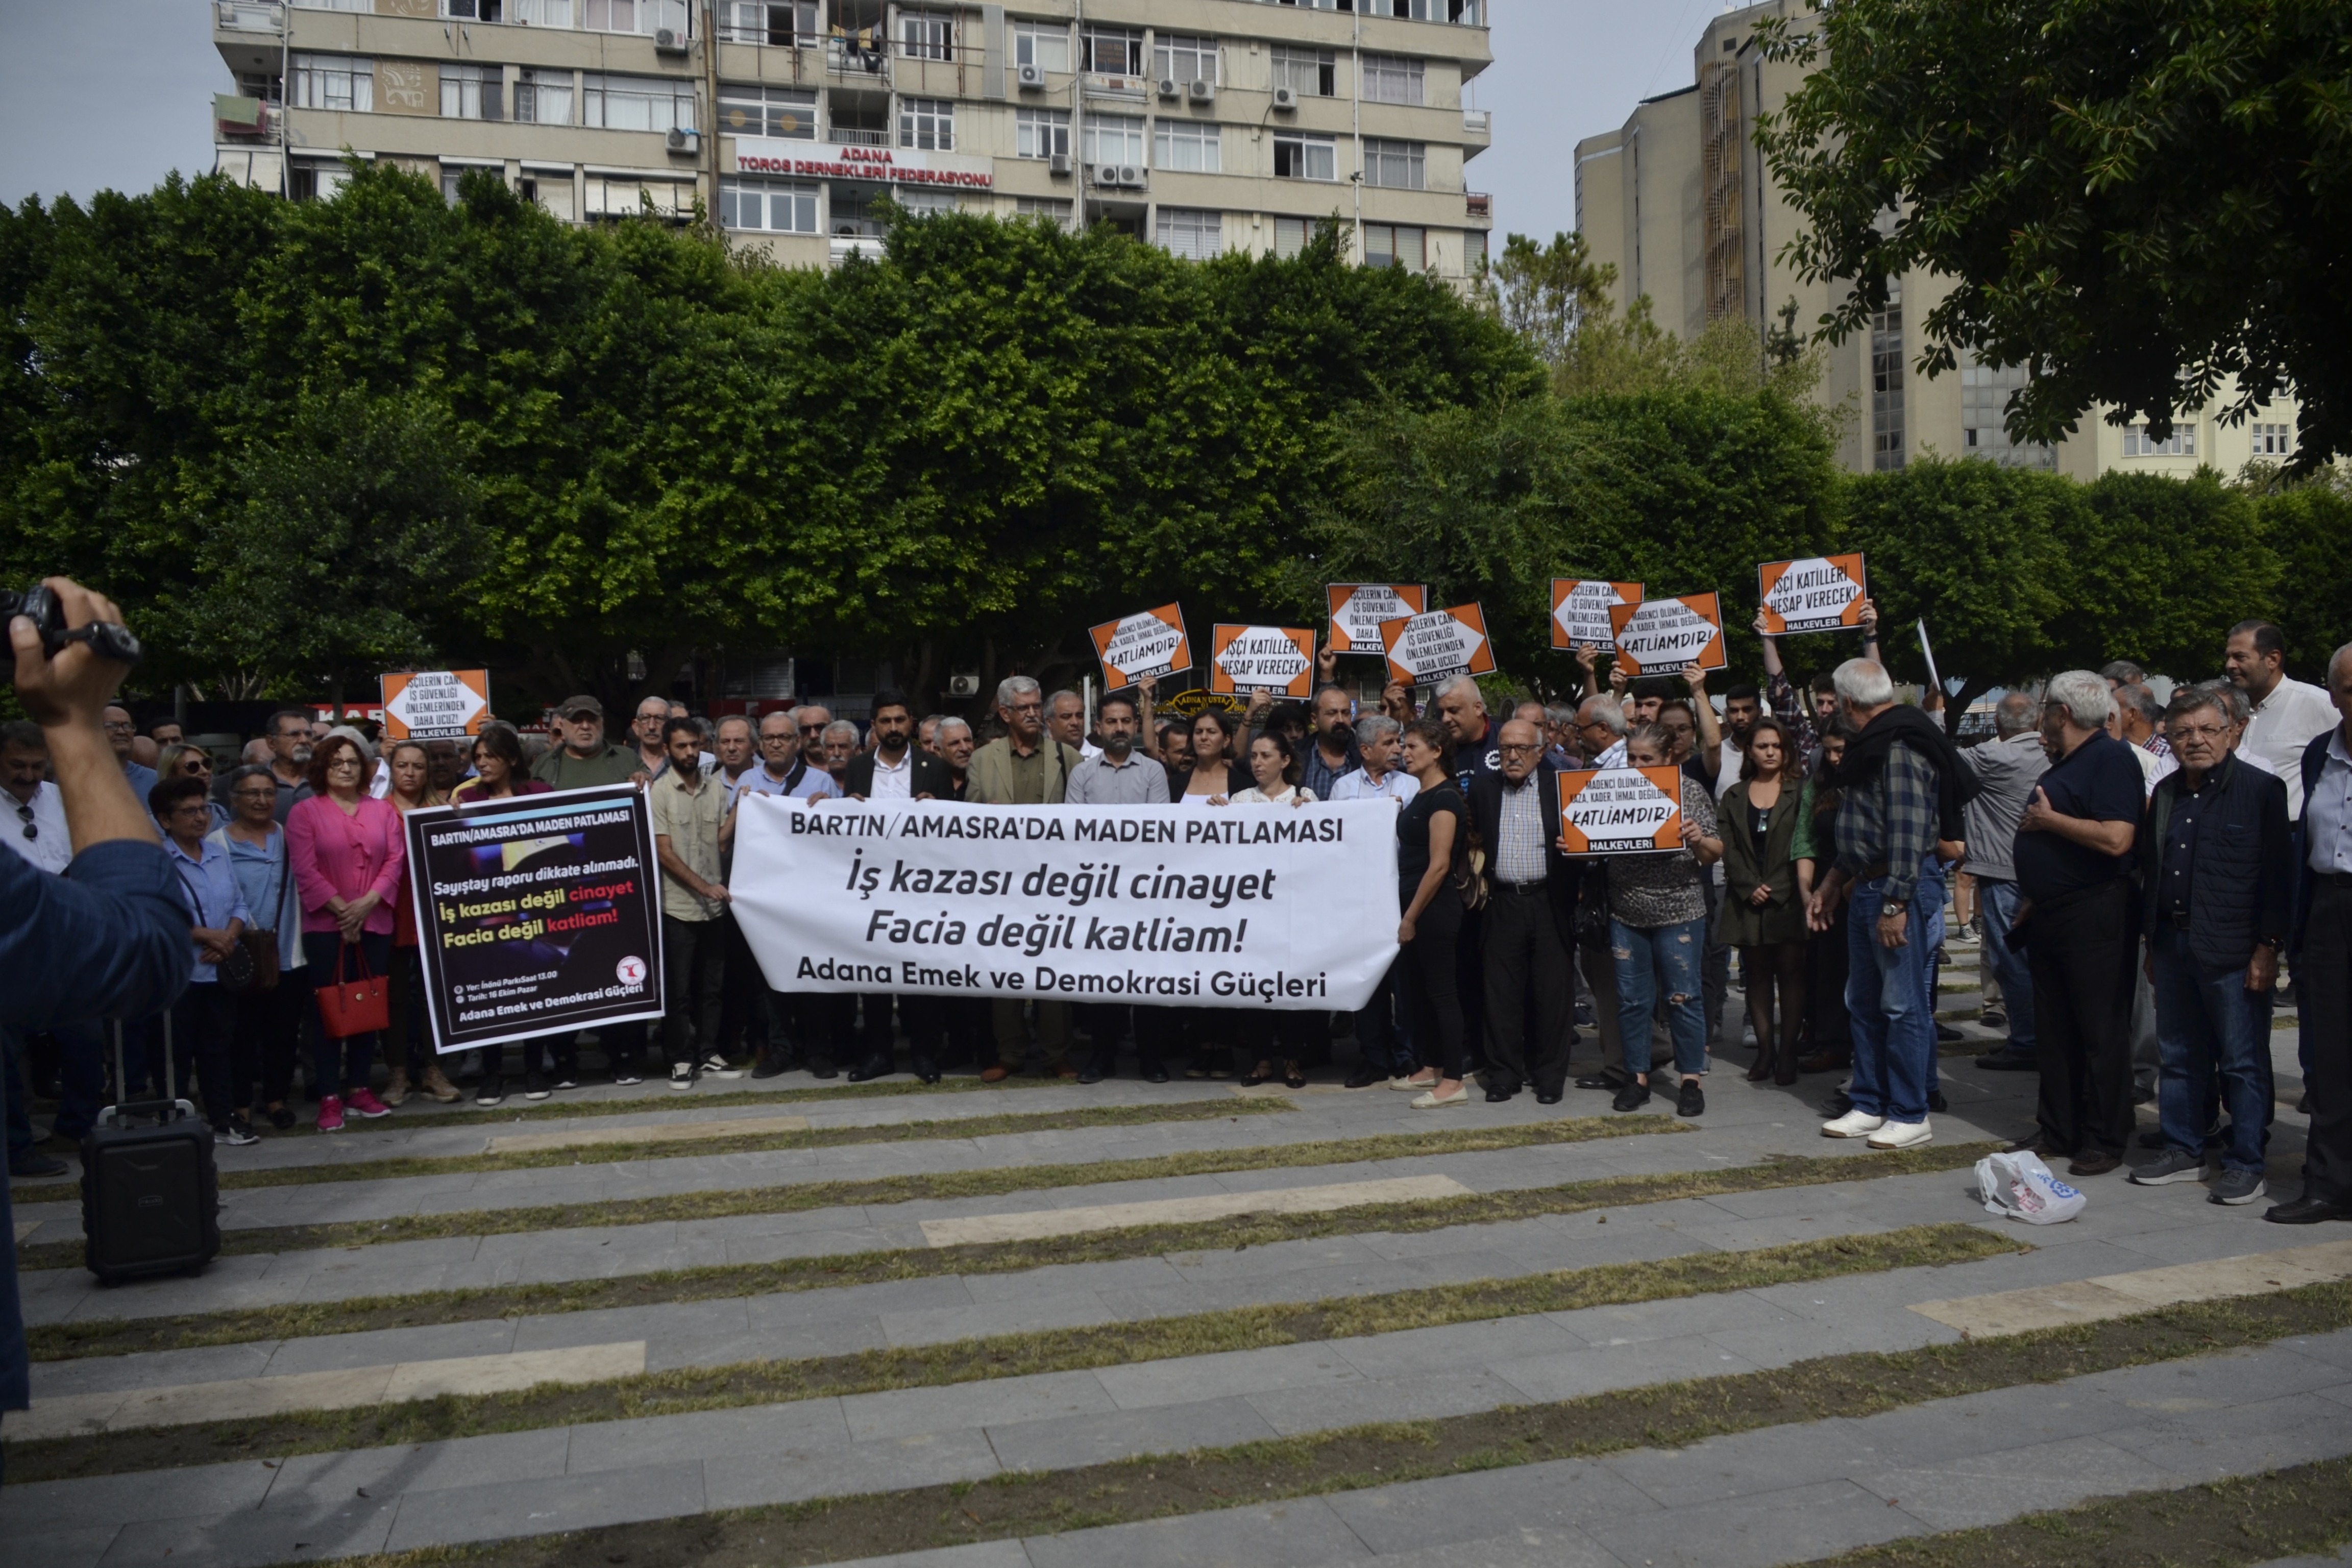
left=11, top=576, right=157, bottom=854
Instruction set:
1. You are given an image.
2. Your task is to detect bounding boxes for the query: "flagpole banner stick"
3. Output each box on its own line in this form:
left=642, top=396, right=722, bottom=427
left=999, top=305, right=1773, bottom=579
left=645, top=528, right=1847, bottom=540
left=1756, top=554, right=1869, bottom=635
left=1377, top=603, right=1498, bottom=688
left=1607, top=592, right=1727, bottom=675
left=1326, top=584, right=1428, bottom=655
left=1917, top=618, right=1942, bottom=695
left=1089, top=604, right=1191, bottom=692
left=1210, top=625, right=1317, bottom=696
left=1550, top=579, right=1643, bottom=649
left=1556, top=766, right=1687, bottom=854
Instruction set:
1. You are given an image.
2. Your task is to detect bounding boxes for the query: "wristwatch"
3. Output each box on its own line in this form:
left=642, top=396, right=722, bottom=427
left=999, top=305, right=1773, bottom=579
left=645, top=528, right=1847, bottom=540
left=1881, top=899, right=1908, bottom=913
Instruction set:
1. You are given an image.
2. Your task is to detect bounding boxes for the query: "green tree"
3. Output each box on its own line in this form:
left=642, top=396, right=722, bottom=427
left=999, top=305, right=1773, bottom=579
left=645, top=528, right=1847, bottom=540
left=2262, top=472, right=2352, bottom=678
left=2051, top=468, right=2277, bottom=679
left=1755, top=1, right=2352, bottom=470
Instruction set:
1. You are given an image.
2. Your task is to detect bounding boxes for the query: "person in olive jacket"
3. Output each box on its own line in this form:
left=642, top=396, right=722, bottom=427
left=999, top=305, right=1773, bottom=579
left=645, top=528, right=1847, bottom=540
left=1720, top=716, right=1812, bottom=1085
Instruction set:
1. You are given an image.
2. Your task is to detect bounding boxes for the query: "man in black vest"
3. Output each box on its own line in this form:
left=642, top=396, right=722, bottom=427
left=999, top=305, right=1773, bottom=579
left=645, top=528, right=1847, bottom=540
left=1468, top=718, right=1582, bottom=1102
left=2127, top=685, right=2290, bottom=1207
left=2278, top=642, right=2352, bottom=1222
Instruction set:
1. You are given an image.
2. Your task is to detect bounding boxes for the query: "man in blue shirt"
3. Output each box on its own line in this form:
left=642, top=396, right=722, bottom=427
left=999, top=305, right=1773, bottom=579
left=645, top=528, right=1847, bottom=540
left=0, top=579, right=193, bottom=1465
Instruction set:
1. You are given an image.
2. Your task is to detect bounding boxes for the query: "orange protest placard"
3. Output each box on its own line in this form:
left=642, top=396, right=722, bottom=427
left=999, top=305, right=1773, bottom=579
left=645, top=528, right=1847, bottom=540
left=380, top=670, right=491, bottom=741
left=1550, top=579, right=1643, bottom=649
left=1607, top=592, right=1727, bottom=675
left=1556, top=765, right=1687, bottom=855
left=1326, top=583, right=1428, bottom=654
left=1088, top=604, right=1191, bottom=691
left=1209, top=625, right=1316, bottom=695
left=1378, top=603, right=1497, bottom=688
left=1757, top=554, right=1868, bottom=635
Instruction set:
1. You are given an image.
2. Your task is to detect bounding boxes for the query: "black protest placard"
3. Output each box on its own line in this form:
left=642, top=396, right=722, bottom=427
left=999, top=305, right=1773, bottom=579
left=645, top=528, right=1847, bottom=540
left=405, top=783, right=666, bottom=1052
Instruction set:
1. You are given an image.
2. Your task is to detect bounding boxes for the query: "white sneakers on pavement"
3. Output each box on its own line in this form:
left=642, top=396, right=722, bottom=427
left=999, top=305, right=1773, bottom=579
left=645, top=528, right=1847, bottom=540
left=1820, top=1108, right=1884, bottom=1139
left=669, top=1061, right=695, bottom=1090
left=1867, top=1118, right=1933, bottom=1150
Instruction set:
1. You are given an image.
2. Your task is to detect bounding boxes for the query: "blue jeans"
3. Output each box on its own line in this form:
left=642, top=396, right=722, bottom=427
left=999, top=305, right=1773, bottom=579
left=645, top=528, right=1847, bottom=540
left=1613, top=917, right=1708, bottom=1079
left=2151, top=922, right=2275, bottom=1173
left=1978, top=878, right=2036, bottom=1057
left=1846, top=868, right=1942, bottom=1123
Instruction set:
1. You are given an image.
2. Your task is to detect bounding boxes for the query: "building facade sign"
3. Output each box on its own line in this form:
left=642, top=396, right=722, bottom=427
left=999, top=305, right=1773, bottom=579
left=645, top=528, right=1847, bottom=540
left=732, top=137, right=994, bottom=189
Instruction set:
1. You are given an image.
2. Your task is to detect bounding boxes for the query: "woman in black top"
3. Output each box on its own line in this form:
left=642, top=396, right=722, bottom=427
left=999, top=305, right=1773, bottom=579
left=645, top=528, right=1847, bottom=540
left=1719, top=717, right=1809, bottom=1084
left=1389, top=719, right=1470, bottom=1109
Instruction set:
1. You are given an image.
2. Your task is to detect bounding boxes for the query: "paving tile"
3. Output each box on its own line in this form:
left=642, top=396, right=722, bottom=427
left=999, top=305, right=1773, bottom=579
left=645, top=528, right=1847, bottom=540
left=1850, top=1434, right=2184, bottom=1530
left=1581, top=1477, right=1928, bottom=1568
left=258, top=1316, right=522, bottom=1376
left=2078, top=1341, right=2352, bottom=1412
left=984, top=1394, right=1281, bottom=1473
left=564, top=1398, right=851, bottom=1474
left=382, top=1458, right=706, bottom=1550
left=100, top=1489, right=398, bottom=1566
left=1324, top=1456, right=1659, bottom=1554
left=1096, top=1341, right=1367, bottom=1411
left=1247, top=1368, right=1536, bottom=1437
left=29, top=1340, right=281, bottom=1400
left=1600, top=1418, right=1900, bottom=1506
left=1326, top=1312, right=1587, bottom=1380
left=822, top=1545, right=1038, bottom=1568
left=0, top=1460, right=277, bottom=1530
left=265, top=1427, right=575, bottom=1497
left=1548, top=1289, right=1799, bottom=1348
left=842, top=1370, right=1120, bottom=1443
left=879, top=1291, right=1120, bottom=1348
left=701, top=1427, right=1002, bottom=1511
left=1324, top=1528, right=1625, bottom=1568
left=2099, top=1392, right=2352, bottom=1480
left=1021, top=1497, right=1371, bottom=1568
left=1491, top=1333, right=1761, bottom=1406
left=4, top=1525, right=118, bottom=1568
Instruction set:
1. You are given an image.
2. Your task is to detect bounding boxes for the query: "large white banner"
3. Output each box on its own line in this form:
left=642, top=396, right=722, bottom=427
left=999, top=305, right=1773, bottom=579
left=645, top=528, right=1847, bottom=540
left=730, top=799, right=1403, bottom=1011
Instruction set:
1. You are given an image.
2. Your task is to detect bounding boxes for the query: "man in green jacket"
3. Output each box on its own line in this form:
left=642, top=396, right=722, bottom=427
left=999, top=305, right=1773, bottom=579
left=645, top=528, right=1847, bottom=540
left=965, top=675, right=1085, bottom=1079
left=531, top=696, right=647, bottom=790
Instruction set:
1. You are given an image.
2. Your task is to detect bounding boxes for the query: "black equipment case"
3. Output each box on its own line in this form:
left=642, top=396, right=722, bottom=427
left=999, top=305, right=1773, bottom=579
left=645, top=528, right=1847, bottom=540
left=79, top=1018, right=220, bottom=1285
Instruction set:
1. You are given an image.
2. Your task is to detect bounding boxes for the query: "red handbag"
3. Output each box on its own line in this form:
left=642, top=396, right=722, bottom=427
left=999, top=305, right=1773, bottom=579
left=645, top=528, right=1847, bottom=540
left=316, top=941, right=390, bottom=1039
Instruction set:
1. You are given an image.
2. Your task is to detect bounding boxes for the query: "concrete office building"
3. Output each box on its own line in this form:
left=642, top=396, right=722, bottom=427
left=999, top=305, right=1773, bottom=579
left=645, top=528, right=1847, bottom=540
left=1574, top=1, right=2302, bottom=479
left=210, top=0, right=1496, bottom=278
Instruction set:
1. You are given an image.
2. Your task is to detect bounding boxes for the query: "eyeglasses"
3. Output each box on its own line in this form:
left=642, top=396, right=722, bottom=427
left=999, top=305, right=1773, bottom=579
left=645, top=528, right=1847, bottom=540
left=181, top=757, right=211, bottom=773
left=327, top=756, right=361, bottom=770
left=799, top=724, right=824, bottom=737
left=101, top=719, right=135, bottom=733
left=15, top=801, right=34, bottom=842
left=1497, top=743, right=1541, bottom=756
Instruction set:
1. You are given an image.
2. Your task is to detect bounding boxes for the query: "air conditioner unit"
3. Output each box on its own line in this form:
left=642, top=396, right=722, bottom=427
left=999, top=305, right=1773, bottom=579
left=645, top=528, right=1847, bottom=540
left=1092, top=162, right=1120, bottom=188
left=1271, top=85, right=1298, bottom=111
left=666, top=126, right=698, bottom=153
left=1156, top=76, right=1181, bottom=99
left=1048, top=152, right=1071, bottom=177
left=653, top=26, right=688, bottom=53
left=1016, top=61, right=1046, bottom=90
left=947, top=673, right=981, bottom=698
left=1116, top=163, right=1146, bottom=188
left=1188, top=79, right=1214, bottom=105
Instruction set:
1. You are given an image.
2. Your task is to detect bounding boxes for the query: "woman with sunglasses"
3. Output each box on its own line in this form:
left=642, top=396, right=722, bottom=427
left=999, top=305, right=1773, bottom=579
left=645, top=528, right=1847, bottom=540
left=286, top=732, right=406, bottom=1131
left=156, top=742, right=230, bottom=831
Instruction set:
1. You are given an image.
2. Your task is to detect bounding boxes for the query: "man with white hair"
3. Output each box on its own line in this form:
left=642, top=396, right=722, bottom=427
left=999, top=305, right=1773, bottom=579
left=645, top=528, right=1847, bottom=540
left=2009, top=670, right=2146, bottom=1177
left=966, top=675, right=1085, bottom=1080
left=2274, top=642, right=2352, bottom=1222
left=1572, top=694, right=1628, bottom=771
left=1808, top=658, right=1973, bottom=1151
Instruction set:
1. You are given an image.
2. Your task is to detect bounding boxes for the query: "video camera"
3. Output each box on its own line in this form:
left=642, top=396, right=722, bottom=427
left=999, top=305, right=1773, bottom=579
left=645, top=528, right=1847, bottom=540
left=0, top=584, right=142, bottom=666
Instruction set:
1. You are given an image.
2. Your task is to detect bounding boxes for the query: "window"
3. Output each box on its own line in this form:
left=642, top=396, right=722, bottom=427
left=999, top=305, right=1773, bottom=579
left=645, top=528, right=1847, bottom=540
left=1157, top=207, right=1221, bottom=261
left=521, top=169, right=574, bottom=220
left=720, top=177, right=818, bottom=232
left=1016, top=108, right=1070, bottom=161
left=1017, top=195, right=1073, bottom=228
left=1871, top=283, right=1904, bottom=472
left=507, top=0, right=573, bottom=23
left=290, top=54, right=372, bottom=112
left=2252, top=422, right=2296, bottom=457
left=1275, top=215, right=1339, bottom=257
left=584, top=176, right=692, bottom=217
left=1464, top=228, right=1486, bottom=272
left=1959, top=356, right=2056, bottom=471
left=443, top=0, right=503, bottom=18
left=899, top=96, right=953, bottom=150
left=1082, top=113, right=1145, bottom=166
left=1154, top=119, right=1220, bottom=173
left=1270, top=46, right=1335, bottom=96
left=2121, top=421, right=2197, bottom=457
left=516, top=68, right=573, bottom=126
left=1273, top=132, right=1336, bottom=180
left=718, top=1, right=814, bottom=45
left=1013, top=19, right=1071, bottom=73
left=898, top=9, right=954, bottom=60
left=583, top=73, right=695, bottom=131
left=1362, top=54, right=1424, bottom=104
left=894, top=188, right=960, bottom=216
left=1363, top=139, right=1425, bottom=189
left=1362, top=223, right=1424, bottom=270
left=1080, top=26, right=1143, bottom=76
left=289, top=162, right=352, bottom=200
left=718, top=83, right=816, bottom=138
left=581, top=0, right=689, bottom=36
left=440, top=63, right=504, bottom=121
left=1154, top=34, right=1219, bottom=86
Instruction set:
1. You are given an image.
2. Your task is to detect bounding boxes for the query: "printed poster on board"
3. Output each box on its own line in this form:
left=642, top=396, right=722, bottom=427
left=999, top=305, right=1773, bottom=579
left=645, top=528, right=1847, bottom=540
left=381, top=669, right=492, bottom=742
left=1378, top=603, right=1497, bottom=688
left=405, top=783, right=666, bottom=1052
left=1209, top=625, right=1316, bottom=696
left=1326, top=584, right=1428, bottom=655
left=1089, top=603, right=1191, bottom=691
left=1607, top=593, right=1727, bottom=674
left=1556, top=766, right=1687, bottom=854
left=1757, top=554, right=1868, bottom=635
left=1550, top=580, right=1643, bottom=650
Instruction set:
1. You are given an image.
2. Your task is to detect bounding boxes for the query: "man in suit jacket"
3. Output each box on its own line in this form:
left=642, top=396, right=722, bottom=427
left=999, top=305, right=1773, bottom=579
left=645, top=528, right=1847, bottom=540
left=838, top=691, right=952, bottom=1085
left=1467, top=718, right=1584, bottom=1103
left=964, top=676, right=1085, bottom=1079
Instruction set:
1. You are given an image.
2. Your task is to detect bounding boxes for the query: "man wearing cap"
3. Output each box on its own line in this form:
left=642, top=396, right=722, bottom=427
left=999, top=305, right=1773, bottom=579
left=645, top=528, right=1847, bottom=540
left=532, top=696, right=646, bottom=790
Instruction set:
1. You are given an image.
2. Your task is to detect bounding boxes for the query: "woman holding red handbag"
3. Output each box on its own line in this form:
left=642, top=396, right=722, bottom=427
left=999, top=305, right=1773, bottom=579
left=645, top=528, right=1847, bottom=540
left=287, top=733, right=406, bottom=1132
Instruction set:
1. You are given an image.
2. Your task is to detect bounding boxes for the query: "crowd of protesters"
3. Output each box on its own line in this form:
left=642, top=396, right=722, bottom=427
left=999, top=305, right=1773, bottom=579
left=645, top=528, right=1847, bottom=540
left=9, top=608, right=2352, bottom=1230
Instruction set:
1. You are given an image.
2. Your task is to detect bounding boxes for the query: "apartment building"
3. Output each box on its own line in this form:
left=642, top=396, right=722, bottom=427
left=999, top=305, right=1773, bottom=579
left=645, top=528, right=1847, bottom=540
left=1572, top=1, right=2302, bottom=479
left=210, top=0, right=1497, bottom=277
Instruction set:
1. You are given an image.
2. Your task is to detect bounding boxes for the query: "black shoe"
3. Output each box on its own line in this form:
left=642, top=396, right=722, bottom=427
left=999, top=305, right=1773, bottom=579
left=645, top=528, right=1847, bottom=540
left=1343, top=1067, right=1382, bottom=1089
left=1973, top=1051, right=2036, bottom=1071
left=751, top=1049, right=788, bottom=1080
left=475, top=1077, right=506, bottom=1108
left=1928, top=1090, right=1948, bottom=1113
left=523, top=1072, right=551, bottom=1101
left=846, top=1056, right=894, bottom=1083
left=914, top=1058, right=941, bottom=1085
left=2067, top=1152, right=2122, bottom=1177
left=2265, top=1194, right=2352, bottom=1224
left=2299, top=1092, right=2312, bottom=1115
left=1935, top=1023, right=1964, bottom=1042
left=1077, top=1065, right=1108, bottom=1085
left=1677, top=1078, right=1705, bottom=1118
left=1611, top=1080, right=1651, bottom=1113
left=1143, top=1063, right=1170, bottom=1084
left=1576, top=1069, right=1628, bottom=1092
left=1484, top=1084, right=1517, bottom=1103
left=266, top=1105, right=296, bottom=1131
left=808, top=1060, right=840, bottom=1080
left=1823, top=1090, right=1854, bottom=1117
left=1536, top=1089, right=1564, bottom=1106
left=9, top=1152, right=66, bottom=1178
left=2137, top=1128, right=2168, bottom=1149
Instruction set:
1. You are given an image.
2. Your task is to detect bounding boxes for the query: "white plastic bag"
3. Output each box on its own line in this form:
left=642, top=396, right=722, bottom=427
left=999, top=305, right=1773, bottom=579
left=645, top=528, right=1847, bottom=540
left=1974, top=1149, right=2087, bottom=1225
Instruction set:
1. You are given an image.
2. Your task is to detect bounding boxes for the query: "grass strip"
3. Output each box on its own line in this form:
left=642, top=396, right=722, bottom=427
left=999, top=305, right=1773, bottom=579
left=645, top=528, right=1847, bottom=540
left=27, top=1141, right=1991, bottom=1361
left=17, top=1112, right=1690, bottom=1276
left=186, top=1097, right=1297, bottom=1192
left=1797, top=1455, right=2352, bottom=1568
left=149, top=1278, right=2352, bottom=1566
left=3, top=1222, right=2018, bottom=1483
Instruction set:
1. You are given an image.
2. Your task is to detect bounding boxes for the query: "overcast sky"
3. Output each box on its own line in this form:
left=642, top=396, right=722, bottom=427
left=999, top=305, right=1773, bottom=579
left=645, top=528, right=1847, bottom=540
left=0, top=1, right=1710, bottom=243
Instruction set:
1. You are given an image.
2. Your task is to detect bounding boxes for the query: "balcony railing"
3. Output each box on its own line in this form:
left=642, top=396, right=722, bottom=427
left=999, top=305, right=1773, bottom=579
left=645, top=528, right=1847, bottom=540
left=217, top=1, right=283, bottom=30
left=1465, top=192, right=1491, bottom=218
left=828, top=125, right=890, bottom=148
left=283, top=0, right=692, bottom=40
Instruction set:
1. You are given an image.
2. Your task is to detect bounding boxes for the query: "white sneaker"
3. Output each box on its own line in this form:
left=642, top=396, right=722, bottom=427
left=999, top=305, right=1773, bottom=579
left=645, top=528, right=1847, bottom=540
left=1821, top=1108, right=1886, bottom=1139
left=698, top=1053, right=744, bottom=1081
left=669, top=1061, right=695, bottom=1090
left=1867, top=1117, right=1933, bottom=1150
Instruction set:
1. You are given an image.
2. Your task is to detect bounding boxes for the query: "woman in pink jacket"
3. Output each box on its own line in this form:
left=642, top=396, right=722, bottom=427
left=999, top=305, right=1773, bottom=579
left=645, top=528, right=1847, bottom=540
left=287, top=732, right=407, bottom=1131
